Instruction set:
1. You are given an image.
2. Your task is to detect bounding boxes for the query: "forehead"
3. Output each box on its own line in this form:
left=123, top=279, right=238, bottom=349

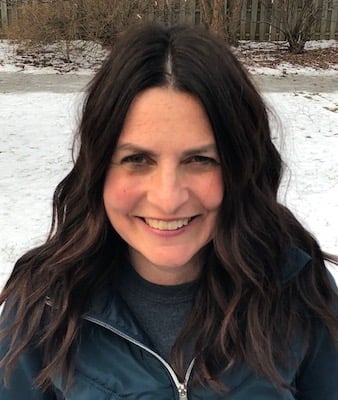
left=118, top=87, right=216, bottom=148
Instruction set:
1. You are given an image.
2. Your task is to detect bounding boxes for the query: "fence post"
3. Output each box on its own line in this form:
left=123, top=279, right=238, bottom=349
left=320, top=0, right=329, bottom=39
left=270, top=0, right=279, bottom=41
left=178, top=0, right=185, bottom=23
left=240, top=0, right=247, bottom=39
left=259, top=0, right=267, bottom=41
left=250, top=0, right=259, bottom=40
left=1, top=0, right=9, bottom=30
left=185, top=0, right=196, bottom=24
left=12, top=0, right=17, bottom=20
left=224, top=0, right=228, bottom=26
left=330, top=0, right=338, bottom=39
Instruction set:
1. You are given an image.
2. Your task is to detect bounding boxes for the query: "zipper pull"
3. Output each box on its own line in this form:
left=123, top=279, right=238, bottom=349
left=177, top=383, right=188, bottom=399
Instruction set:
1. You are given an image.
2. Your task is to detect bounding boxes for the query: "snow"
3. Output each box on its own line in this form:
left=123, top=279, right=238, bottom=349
left=251, top=65, right=338, bottom=76
left=0, top=93, right=81, bottom=288
left=236, top=39, right=338, bottom=77
left=0, top=40, right=337, bottom=290
left=239, top=39, right=338, bottom=51
left=0, top=39, right=106, bottom=74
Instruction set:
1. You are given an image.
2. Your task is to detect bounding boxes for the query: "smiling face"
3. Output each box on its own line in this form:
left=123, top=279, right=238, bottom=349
left=103, top=88, right=223, bottom=285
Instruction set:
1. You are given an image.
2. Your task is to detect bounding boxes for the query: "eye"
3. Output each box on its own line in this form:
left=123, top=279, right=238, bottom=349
left=120, top=153, right=154, bottom=167
left=184, top=155, right=219, bottom=165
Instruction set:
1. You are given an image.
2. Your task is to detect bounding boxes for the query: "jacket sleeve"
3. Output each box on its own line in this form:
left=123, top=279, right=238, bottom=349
left=295, top=270, right=338, bottom=400
left=0, top=347, right=60, bottom=399
left=295, top=320, right=338, bottom=400
left=0, top=306, right=61, bottom=399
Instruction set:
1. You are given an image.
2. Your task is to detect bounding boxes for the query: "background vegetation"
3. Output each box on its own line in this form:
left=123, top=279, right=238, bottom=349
left=0, top=0, right=337, bottom=55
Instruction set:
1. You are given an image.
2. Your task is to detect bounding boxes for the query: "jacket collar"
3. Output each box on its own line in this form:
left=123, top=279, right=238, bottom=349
left=280, top=246, right=311, bottom=284
left=84, top=287, right=153, bottom=347
left=84, top=247, right=312, bottom=341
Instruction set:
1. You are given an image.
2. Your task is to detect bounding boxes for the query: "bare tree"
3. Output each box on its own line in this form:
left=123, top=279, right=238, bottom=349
left=200, top=0, right=243, bottom=45
left=6, top=0, right=149, bottom=46
left=269, top=0, right=321, bottom=53
left=76, top=0, right=147, bottom=44
left=4, top=0, right=151, bottom=67
left=224, top=0, right=243, bottom=45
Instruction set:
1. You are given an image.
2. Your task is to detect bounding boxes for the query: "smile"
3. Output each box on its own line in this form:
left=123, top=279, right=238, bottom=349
left=143, top=217, right=193, bottom=231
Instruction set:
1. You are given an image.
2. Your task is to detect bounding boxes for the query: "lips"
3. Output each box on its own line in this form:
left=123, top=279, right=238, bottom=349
left=143, top=217, right=193, bottom=231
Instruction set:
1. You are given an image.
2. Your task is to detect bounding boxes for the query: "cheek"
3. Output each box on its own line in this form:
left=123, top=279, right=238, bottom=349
left=103, top=174, right=137, bottom=212
left=198, top=172, right=224, bottom=210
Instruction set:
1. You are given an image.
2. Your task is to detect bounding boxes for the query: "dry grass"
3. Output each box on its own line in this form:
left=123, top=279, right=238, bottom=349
left=234, top=42, right=338, bottom=70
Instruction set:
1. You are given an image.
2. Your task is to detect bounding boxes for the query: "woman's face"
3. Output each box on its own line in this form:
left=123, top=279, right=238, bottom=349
left=103, top=88, right=223, bottom=285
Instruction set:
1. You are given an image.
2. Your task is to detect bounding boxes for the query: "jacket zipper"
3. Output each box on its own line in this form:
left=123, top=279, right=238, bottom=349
left=84, top=315, right=194, bottom=400
left=177, top=360, right=194, bottom=399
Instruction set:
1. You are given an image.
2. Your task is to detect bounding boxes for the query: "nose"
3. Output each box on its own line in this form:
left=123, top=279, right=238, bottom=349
left=146, top=165, right=189, bottom=214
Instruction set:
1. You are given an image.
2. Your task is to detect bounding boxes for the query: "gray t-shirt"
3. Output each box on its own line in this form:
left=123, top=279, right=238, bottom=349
left=117, top=264, right=197, bottom=366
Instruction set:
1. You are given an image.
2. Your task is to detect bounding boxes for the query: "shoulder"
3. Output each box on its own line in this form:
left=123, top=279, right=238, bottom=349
left=279, top=246, right=312, bottom=284
left=280, top=248, right=338, bottom=398
left=280, top=246, right=337, bottom=295
left=294, top=316, right=338, bottom=399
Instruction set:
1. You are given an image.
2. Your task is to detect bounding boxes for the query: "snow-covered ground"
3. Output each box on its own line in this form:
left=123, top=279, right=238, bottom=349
left=0, top=40, right=337, bottom=290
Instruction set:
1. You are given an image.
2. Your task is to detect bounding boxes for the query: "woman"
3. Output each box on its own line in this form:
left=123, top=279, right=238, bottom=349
left=0, top=24, right=337, bottom=399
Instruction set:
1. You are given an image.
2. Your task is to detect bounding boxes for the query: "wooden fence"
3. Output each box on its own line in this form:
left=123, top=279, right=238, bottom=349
left=1, top=0, right=338, bottom=40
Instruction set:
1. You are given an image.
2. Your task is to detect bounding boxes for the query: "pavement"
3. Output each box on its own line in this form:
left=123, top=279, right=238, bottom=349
left=0, top=71, right=338, bottom=93
left=0, top=72, right=92, bottom=93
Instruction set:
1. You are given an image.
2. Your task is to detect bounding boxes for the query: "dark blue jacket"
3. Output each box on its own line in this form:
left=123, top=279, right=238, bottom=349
left=1, top=248, right=337, bottom=399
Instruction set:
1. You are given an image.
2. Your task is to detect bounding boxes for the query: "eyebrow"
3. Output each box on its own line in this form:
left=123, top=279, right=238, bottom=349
left=115, top=143, right=218, bottom=156
left=182, top=144, right=218, bottom=157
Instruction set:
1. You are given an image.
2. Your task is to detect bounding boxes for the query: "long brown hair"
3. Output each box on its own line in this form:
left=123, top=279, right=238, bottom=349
left=1, top=24, right=337, bottom=392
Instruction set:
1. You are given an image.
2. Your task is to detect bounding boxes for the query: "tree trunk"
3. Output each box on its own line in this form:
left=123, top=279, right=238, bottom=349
left=210, top=0, right=225, bottom=35
left=1, top=0, right=9, bottom=30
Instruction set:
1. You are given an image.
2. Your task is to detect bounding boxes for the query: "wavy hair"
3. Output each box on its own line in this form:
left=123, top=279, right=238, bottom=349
left=1, top=24, right=337, bottom=392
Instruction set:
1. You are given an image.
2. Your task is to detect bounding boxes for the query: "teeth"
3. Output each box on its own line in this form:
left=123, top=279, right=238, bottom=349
left=144, top=218, right=191, bottom=231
